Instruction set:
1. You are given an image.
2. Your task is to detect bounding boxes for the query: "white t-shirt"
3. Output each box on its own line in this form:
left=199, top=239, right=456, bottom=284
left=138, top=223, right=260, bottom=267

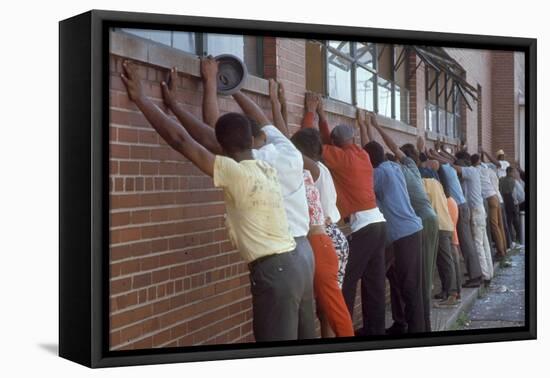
left=477, top=164, right=497, bottom=199
left=314, top=162, right=341, bottom=224
left=349, top=208, right=386, bottom=233
left=252, top=125, right=310, bottom=238
left=497, top=160, right=510, bottom=178
left=514, top=180, right=525, bottom=205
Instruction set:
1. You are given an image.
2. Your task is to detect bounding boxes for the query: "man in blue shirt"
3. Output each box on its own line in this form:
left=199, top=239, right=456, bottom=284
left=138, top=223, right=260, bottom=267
left=364, top=114, right=438, bottom=332
left=364, top=140, right=425, bottom=334
left=429, top=148, right=483, bottom=288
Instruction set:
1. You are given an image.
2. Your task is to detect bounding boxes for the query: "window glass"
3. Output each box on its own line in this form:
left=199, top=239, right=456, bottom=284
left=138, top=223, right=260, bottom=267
left=377, top=77, right=392, bottom=117
left=438, top=108, right=446, bottom=134
left=447, top=112, right=455, bottom=137
left=172, top=32, right=195, bottom=53
left=328, top=53, right=352, bottom=103
left=356, top=43, right=376, bottom=68
left=427, top=104, right=437, bottom=132
left=328, top=41, right=351, bottom=56
left=395, top=85, right=409, bottom=123
left=121, top=29, right=172, bottom=46
left=207, top=34, right=245, bottom=59
left=356, top=67, right=375, bottom=111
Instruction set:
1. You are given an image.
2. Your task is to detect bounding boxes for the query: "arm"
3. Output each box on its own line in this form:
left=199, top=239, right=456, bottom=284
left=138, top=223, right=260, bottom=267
left=316, top=95, right=332, bottom=145
left=200, top=56, right=220, bottom=128
left=301, top=92, right=318, bottom=130
left=232, top=91, right=270, bottom=127
left=121, top=61, right=215, bottom=177
left=302, top=155, right=321, bottom=181
left=268, top=79, right=290, bottom=137
left=355, top=109, right=370, bottom=147
left=278, top=80, right=288, bottom=127
left=417, top=135, right=427, bottom=154
left=428, top=148, right=454, bottom=165
left=369, top=112, right=406, bottom=160
left=162, top=67, right=223, bottom=155
left=481, top=148, right=501, bottom=168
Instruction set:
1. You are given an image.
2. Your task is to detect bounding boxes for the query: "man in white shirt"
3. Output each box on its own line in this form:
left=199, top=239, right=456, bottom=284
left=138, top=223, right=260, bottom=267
left=474, top=156, right=508, bottom=258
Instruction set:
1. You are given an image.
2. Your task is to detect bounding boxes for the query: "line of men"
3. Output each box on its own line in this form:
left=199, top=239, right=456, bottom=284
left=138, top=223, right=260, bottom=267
left=119, top=57, right=525, bottom=341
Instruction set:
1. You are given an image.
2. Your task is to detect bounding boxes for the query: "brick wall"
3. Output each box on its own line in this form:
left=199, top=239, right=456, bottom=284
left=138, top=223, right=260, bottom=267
left=109, top=55, right=277, bottom=350
left=491, top=51, right=516, bottom=160
left=446, top=48, right=494, bottom=153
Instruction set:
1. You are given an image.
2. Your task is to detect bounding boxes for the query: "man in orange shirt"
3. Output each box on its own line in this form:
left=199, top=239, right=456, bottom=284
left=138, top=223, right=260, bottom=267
left=301, top=94, right=387, bottom=335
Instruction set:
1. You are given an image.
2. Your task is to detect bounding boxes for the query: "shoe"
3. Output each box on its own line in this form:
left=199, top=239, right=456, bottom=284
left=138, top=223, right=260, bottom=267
left=462, top=278, right=482, bottom=288
left=433, top=292, right=447, bottom=300
left=386, top=322, right=407, bottom=335
left=434, top=295, right=459, bottom=308
left=483, top=279, right=491, bottom=288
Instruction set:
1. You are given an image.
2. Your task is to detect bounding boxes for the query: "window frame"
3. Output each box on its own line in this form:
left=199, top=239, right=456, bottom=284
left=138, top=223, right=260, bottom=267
left=322, top=41, right=410, bottom=124
left=424, top=66, right=461, bottom=138
left=118, top=28, right=264, bottom=77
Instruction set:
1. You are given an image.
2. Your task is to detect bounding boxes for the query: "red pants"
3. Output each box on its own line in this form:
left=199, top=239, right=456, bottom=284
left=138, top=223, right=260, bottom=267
left=308, top=234, right=355, bottom=337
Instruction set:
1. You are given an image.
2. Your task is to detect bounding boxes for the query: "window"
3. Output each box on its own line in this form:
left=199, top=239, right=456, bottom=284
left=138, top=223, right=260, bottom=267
left=424, top=67, right=461, bottom=138
left=306, top=41, right=411, bottom=124
left=119, top=29, right=263, bottom=77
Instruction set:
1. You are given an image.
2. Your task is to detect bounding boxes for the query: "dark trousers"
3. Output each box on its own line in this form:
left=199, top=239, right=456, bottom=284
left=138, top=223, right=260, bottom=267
left=456, top=203, right=482, bottom=280
left=420, top=214, right=439, bottom=332
left=386, top=230, right=425, bottom=333
left=436, top=231, right=458, bottom=297
left=249, top=238, right=315, bottom=342
left=503, top=194, right=521, bottom=243
left=501, top=202, right=513, bottom=248
left=342, top=221, right=387, bottom=335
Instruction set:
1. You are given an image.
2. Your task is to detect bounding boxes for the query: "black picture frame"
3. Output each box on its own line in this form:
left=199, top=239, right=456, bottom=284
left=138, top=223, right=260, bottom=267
left=59, top=9, right=537, bottom=368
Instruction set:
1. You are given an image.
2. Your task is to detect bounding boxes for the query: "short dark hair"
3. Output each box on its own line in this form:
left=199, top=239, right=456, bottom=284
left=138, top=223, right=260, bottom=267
left=290, top=128, right=323, bottom=161
left=364, top=141, right=386, bottom=168
left=470, top=153, right=480, bottom=165
left=400, top=143, right=419, bottom=164
left=506, top=166, right=515, bottom=175
left=455, top=150, right=471, bottom=162
left=215, top=112, right=253, bottom=153
left=419, top=152, right=428, bottom=162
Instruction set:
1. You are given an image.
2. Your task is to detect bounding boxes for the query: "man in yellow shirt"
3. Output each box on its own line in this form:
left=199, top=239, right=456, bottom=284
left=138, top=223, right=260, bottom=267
left=120, top=60, right=315, bottom=342
left=422, top=177, right=460, bottom=307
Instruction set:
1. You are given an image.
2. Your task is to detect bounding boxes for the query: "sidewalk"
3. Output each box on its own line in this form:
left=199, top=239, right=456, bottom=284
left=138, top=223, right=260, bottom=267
left=459, top=247, right=525, bottom=330
left=382, top=246, right=526, bottom=332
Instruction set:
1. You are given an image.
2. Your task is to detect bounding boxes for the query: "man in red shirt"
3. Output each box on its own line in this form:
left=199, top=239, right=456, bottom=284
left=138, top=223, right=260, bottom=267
left=301, top=93, right=387, bottom=335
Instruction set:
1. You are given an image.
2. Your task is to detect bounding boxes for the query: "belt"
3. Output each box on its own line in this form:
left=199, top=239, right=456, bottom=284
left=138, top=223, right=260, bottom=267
left=248, top=253, right=278, bottom=271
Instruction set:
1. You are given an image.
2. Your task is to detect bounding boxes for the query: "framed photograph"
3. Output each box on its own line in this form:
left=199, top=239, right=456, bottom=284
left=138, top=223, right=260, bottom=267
left=59, top=9, right=536, bottom=368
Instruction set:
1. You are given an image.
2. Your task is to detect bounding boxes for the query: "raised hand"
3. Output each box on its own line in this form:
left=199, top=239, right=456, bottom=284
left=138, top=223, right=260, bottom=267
left=316, top=94, right=325, bottom=116
left=355, top=108, right=365, bottom=129
left=367, top=111, right=379, bottom=128
left=268, top=78, right=279, bottom=102
left=200, top=55, right=218, bottom=83
left=161, top=67, right=178, bottom=108
left=417, top=135, right=426, bottom=153
left=305, top=92, right=319, bottom=113
left=120, top=60, right=145, bottom=104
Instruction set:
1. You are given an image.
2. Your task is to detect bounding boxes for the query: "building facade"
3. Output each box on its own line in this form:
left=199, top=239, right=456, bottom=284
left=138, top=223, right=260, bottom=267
left=108, top=29, right=525, bottom=350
